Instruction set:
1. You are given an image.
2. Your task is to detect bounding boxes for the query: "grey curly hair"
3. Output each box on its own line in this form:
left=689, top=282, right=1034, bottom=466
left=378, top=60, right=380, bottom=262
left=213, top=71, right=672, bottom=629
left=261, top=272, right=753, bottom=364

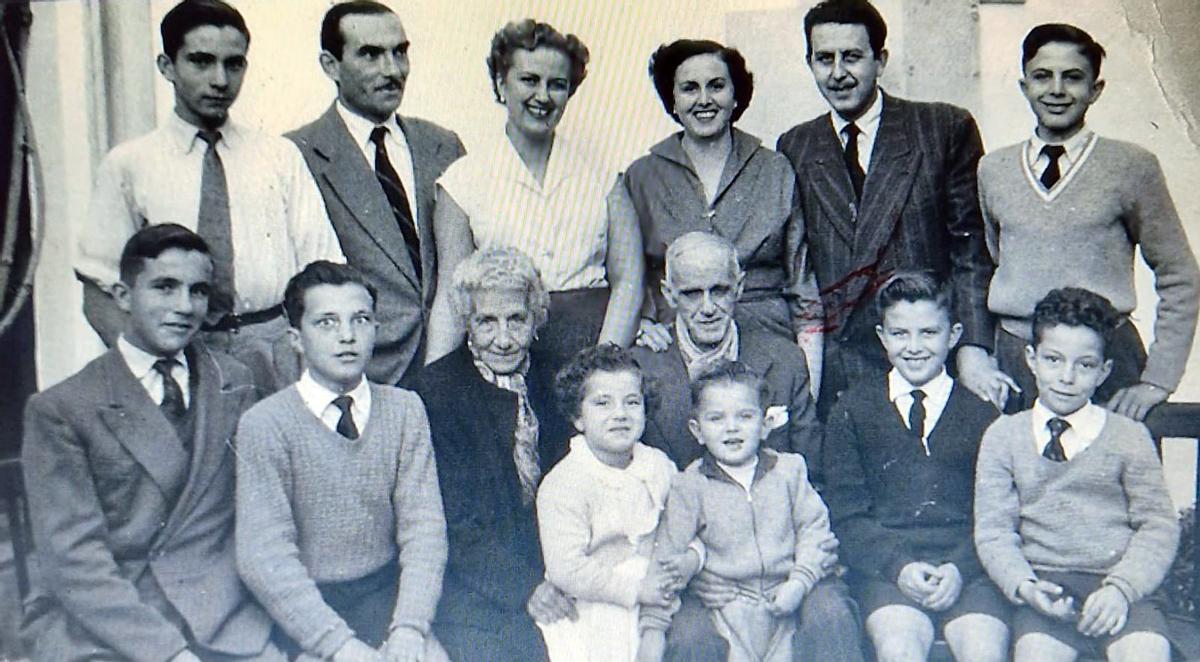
left=450, top=246, right=551, bottom=330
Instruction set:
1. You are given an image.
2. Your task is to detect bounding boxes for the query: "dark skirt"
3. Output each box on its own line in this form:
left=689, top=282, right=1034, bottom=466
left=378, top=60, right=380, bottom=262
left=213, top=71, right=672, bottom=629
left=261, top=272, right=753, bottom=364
left=532, top=286, right=610, bottom=377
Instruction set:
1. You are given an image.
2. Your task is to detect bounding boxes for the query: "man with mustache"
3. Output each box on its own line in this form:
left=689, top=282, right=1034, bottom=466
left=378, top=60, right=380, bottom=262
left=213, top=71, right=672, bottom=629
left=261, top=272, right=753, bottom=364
left=76, top=0, right=344, bottom=394
left=289, top=0, right=465, bottom=387
left=776, top=0, right=1012, bottom=417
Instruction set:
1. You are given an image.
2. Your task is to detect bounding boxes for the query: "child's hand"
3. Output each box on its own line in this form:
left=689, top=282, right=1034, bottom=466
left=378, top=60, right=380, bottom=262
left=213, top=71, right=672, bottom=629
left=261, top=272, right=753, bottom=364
left=815, top=532, right=840, bottom=576
left=637, top=564, right=676, bottom=608
left=922, top=563, right=963, bottom=612
left=1078, top=585, right=1129, bottom=637
left=766, top=579, right=808, bottom=616
left=897, top=562, right=940, bottom=604
left=526, top=580, right=578, bottom=624
left=692, top=571, right=738, bottom=608
left=635, top=630, right=667, bottom=662
left=659, top=550, right=701, bottom=592
left=1017, top=579, right=1076, bottom=622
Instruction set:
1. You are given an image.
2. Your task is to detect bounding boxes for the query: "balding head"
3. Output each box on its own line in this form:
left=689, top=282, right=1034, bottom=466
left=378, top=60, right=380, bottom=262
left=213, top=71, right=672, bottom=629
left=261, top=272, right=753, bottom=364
left=662, top=232, right=745, bottom=349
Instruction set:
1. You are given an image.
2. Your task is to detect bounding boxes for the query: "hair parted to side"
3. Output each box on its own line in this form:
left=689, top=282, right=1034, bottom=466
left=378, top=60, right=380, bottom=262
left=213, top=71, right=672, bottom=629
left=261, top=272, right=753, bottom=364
left=648, top=39, right=754, bottom=125
left=161, top=0, right=250, bottom=60
left=320, top=0, right=395, bottom=59
left=663, top=231, right=743, bottom=289
left=283, top=261, right=379, bottom=329
left=449, top=246, right=551, bottom=330
left=119, top=223, right=211, bottom=285
left=689, top=361, right=770, bottom=419
left=1031, top=287, right=1121, bottom=358
left=554, top=343, right=660, bottom=421
left=486, top=19, right=590, bottom=103
left=1022, top=23, right=1106, bottom=78
left=874, top=271, right=956, bottom=322
left=802, top=0, right=887, bottom=59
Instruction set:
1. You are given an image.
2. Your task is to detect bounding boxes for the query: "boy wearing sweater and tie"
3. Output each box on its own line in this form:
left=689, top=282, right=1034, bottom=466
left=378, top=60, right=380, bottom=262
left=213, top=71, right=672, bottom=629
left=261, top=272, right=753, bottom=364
left=974, top=287, right=1179, bottom=662
left=978, top=23, right=1200, bottom=419
left=235, top=261, right=449, bottom=662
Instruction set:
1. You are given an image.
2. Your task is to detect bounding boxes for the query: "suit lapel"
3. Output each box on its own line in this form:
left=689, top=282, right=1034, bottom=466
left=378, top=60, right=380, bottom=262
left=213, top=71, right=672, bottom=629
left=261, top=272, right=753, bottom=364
left=854, top=95, right=920, bottom=262
left=400, top=116, right=439, bottom=303
left=806, top=118, right=857, bottom=245
left=654, top=343, right=696, bottom=463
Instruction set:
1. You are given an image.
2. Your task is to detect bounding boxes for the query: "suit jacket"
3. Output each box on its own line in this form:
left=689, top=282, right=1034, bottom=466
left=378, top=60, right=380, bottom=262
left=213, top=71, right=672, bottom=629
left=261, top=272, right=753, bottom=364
left=775, top=93, right=993, bottom=350
left=21, top=346, right=271, bottom=662
left=288, top=105, right=465, bottom=385
left=632, top=324, right=821, bottom=474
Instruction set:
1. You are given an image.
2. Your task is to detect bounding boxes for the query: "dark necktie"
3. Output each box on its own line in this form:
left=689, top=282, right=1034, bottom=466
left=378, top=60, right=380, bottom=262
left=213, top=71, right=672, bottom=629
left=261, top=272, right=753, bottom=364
left=1043, top=417, right=1070, bottom=462
left=1040, top=144, right=1066, bottom=190
left=369, top=126, right=422, bottom=282
left=196, top=130, right=236, bottom=316
left=332, top=395, right=360, bottom=440
left=908, top=389, right=927, bottom=439
left=842, top=122, right=866, bottom=202
left=153, top=358, right=186, bottom=419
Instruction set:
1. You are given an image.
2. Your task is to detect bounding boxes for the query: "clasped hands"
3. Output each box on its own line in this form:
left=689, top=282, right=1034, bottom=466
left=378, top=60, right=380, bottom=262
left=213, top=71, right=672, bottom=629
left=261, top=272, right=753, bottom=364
left=1017, top=578, right=1129, bottom=638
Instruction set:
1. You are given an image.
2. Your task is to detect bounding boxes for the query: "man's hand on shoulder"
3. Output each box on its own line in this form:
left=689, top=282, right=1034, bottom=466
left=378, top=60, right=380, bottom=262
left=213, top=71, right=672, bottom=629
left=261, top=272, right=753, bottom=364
left=956, top=345, right=1020, bottom=409
left=1106, top=383, right=1168, bottom=421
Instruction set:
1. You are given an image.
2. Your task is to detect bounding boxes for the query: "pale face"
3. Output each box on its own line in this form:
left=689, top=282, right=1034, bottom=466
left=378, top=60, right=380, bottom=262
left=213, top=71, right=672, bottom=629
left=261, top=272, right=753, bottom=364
left=157, top=25, right=248, bottom=129
left=574, top=370, right=646, bottom=468
left=672, top=53, right=735, bottom=142
left=875, top=300, right=962, bottom=387
left=466, top=288, right=535, bottom=376
left=1025, top=323, right=1113, bottom=416
left=1020, top=41, right=1104, bottom=142
left=498, top=47, right=572, bottom=142
left=689, top=381, right=766, bottom=468
left=807, top=22, right=886, bottom=122
left=662, top=252, right=743, bottom=349
left=322, top=12, right=410, bottom=124
left=114, top=248, right=212, bottom=357
left=289, top=283, right=377, bottom=393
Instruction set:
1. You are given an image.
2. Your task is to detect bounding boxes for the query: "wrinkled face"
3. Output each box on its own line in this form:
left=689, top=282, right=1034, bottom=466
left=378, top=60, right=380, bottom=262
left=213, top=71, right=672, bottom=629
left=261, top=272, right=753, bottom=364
left=689, top=381, right=766, bottom=468
left=289, top=283, right=377, bottom=393
left=114, top=248, right=212, bottom=357
left=663, top=251, right=743, bottom=349
left=322, top=12, right=409, bottom=124
left=673, top=53, right=735, bottom=141
left=875, top=300, right=962, bottom=387
left=1020, top=41, right=1104, bottom=142
left=498, top=47, right=572, bottom=142
left=158, top=25, right=248, bottom=128
left=574, top=369, right=646, bottom=467
left=807, top=22, right=886, bottom=121
left=467, top=287, right=535, bottom=375
left=1025, top=323, right=1112, bottom=416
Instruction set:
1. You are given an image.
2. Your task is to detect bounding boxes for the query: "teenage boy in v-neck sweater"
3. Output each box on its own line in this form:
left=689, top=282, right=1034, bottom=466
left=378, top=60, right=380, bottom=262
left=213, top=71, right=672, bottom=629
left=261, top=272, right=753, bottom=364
left=978, top=23, right=1199, bottom=420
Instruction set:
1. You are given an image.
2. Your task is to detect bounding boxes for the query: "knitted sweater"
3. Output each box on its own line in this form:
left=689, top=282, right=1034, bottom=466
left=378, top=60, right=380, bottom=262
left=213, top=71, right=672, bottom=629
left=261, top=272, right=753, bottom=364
left=235, top=384, right=447, bottom=659
left=978, top=135, right=1200, bottom=390
left=973, top=410, right=1179, bottom=604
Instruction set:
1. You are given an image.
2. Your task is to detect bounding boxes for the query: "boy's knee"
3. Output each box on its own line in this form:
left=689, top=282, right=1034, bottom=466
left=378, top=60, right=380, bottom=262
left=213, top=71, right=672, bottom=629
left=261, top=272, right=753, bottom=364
left=1013, top=632, right=1077, bottom=662
left=865, top=605, right=934, bottom=662
left=943, top=613, right=1008, bottom=662
left=1106, top=630, right=1169, bottom=662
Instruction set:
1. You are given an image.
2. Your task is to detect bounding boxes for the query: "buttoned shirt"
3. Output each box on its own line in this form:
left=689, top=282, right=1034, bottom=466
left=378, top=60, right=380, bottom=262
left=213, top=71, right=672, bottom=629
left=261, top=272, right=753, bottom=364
left=335, top=101, right=419, bottom=229
left=830, top=89, right=884, bottom=174
left=117, top=335, right=190, bottom=407
left=294, top=370, right=373, bottom=434
left=1026, top=126, right=1095, bottom=183
left=77, top=112, right=344, bottom=312
left=888, top=368, right=953, bottom=453
left=1030, top=400, right=1106, bottom=460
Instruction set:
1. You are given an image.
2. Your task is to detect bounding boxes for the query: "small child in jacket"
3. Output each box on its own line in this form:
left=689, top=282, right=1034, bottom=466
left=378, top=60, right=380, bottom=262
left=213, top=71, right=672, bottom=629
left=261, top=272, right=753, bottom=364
left=536, top=344, right=682, bottom=662
left=975, top=287, right=1180, bottom=662
left=637, top=362, right=862, bottom=662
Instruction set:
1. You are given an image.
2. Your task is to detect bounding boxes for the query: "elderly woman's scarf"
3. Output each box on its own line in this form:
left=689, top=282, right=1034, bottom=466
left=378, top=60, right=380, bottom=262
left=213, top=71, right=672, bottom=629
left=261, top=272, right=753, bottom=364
left=472, top=355, right=541, bottom=506
left=676, top=316, right=740, bottom=380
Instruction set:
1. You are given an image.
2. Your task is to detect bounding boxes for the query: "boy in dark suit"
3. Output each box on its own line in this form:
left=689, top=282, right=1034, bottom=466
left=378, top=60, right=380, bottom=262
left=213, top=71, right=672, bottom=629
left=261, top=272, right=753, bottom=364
left=22, top=224, right=279, bottom=661
left=823, top=272, right=1009, bottom=662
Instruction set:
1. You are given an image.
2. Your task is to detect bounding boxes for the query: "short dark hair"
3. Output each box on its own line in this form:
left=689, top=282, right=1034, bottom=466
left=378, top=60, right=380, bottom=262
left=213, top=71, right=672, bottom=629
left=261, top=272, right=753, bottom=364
left=1022, top=23, right=1106, bottom=79
left=803, top=0, right=887, bottom=60
left=555, top=344, right=660, bottom=421
left=689, top=361, right=770, bottom=418
left=875, top=271, right=955, bottom=322
left=320, top=0, right=395, bottom=59
left=283, top=261, right=379, bottom=329
left=119, top=223, right=211, bottom=285
left=648, top=40, right=754, bottom=125
left=487, top=19, right=590, bottom=104
left=1031, top=287, right=1120, bottom=358
left=161, top=0, right=250, bottom=61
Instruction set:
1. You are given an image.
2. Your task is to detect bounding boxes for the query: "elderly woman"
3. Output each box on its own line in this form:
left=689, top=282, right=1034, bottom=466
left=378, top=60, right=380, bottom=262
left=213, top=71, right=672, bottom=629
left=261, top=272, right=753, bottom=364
left=626, top=40, right=821, bottom=381
left=416, top=247, right=572, bottom=661
left=426, top=18, right=644, bottom=376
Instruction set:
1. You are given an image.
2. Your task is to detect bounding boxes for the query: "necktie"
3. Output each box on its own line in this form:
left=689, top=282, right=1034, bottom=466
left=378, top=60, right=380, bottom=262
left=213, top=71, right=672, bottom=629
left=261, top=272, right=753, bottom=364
left=332, top=395, right=360, bottom=440
left=153, top=358, right=186, bottom=420
left=196, top=130, right=236, bottom=316
left=842, top=122, right=866, bottom=202
left=369, top=126, right=422, bottom=282
left=1040, top=144, right=1066, bottom=190
left=1043, top=417, right=1070, bottom=462
left=908, top=389, right=927, bottom=440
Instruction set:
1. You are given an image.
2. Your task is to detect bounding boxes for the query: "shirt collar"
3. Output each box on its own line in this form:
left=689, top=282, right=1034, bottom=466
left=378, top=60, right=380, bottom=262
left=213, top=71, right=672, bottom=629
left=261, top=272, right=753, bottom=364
left=1028, top=125, right=1094, bottom=164
left=567, top=434, right=661, bottom=485
left=164, top=110, right=244, bottom=155
left=830, top=88, right=884, bottom=140
left=295, top=369, right=370, bottom=417
left=336, top=100, right=402, bottom=150
left=117, top=335, right=188, bottom=381
left=1031, top=399, right=1107, bottom=440
left=699, top=447, right=777, bottom=482
left=887, top=367, right=952, bottom=404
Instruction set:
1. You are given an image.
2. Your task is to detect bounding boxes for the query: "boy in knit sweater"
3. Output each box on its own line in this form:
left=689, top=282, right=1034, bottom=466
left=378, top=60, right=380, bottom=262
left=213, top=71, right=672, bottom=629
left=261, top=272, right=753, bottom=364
left=978, top=23, right=1200, bottom=419
left=974, top=287, right=1179, bottom=662
left=235, top=261, right=449, bottom=662
left=823, top=272, right=1009, bottom=662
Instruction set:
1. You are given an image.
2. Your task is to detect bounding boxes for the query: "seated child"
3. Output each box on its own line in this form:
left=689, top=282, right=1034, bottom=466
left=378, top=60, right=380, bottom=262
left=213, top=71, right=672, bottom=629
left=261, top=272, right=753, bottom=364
left=975, top=287, right=1180, bottom=662
left=536, top=344, right=682, bottom=662
left=823, top=272, right=1009, bottom=662
left=637, top=362, right=862, bottom=662
left=235, top=261, right=449, bottom=661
